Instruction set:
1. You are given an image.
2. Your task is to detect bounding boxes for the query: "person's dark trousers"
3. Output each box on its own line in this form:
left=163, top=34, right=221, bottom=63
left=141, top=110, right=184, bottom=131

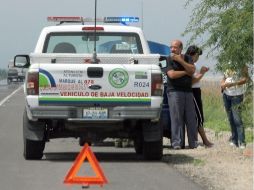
left=192, top=88, right=204, bottom=128
left=167, top=91, right=198, bottom=148
left=223, top=93, right=245, bottom=146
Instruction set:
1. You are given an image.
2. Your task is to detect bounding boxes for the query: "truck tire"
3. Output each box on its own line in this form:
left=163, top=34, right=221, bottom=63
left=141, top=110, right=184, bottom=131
left=23, top=111, right=45, bottom=160
left=143, top=139, right=163, bottom=160
left=141, top=120, right=163, bottom=160
left=24, top=139, right=45, bottom=160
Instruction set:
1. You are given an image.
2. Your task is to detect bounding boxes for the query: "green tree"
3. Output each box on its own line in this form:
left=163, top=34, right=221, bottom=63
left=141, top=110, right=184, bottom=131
left=184, top=0, right=253, bottom=132
left=183, top=0, right=253, bottom=72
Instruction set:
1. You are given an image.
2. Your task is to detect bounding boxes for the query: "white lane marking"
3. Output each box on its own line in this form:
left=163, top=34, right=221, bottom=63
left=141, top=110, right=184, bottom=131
left=0, top=85, right=23, bottom=106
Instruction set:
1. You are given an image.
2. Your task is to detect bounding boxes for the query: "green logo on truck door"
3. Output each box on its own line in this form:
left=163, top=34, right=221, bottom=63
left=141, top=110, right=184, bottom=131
left=108, top=68, right=129, bottom=88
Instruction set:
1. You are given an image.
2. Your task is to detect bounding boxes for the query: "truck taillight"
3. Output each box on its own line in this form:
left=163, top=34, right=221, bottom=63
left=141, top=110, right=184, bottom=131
left=151, top=73, right=163, bottom=96
left=82, top=26, right=104, bottom=31
left=26, top=72, right=39, bottom=95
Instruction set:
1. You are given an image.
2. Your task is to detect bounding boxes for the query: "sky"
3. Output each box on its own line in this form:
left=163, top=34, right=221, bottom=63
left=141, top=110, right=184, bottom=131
left=0, top=0, right=217, bottom=74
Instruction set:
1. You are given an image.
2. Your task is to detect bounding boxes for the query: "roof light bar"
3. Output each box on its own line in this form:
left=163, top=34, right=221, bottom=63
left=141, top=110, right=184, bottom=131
left=47, top=16, right=139, bottom=24
left=104, top=17, right=139, bottom=23
left=47, top=16, right=83, bottom=22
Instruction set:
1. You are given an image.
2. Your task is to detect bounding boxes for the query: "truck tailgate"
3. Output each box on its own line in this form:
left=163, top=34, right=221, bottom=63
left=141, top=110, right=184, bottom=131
left=38, top=64, right=155, bottom=107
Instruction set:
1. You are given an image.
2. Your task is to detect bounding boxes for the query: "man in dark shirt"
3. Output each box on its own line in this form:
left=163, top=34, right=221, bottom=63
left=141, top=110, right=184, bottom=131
left=166, top=40, right=197, bottom=149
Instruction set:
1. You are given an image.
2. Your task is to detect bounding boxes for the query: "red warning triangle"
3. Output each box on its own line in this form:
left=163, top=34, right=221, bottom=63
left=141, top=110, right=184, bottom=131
left=64, top=143, right=108, bottom=186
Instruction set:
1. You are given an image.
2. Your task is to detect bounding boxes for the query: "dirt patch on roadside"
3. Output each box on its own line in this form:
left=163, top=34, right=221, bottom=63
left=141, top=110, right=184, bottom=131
left=162, top=129, right=253, bottom=190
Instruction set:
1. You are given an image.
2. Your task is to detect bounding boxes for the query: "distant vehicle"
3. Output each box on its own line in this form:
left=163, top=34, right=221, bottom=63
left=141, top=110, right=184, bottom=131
left=7, top=59, right=27, bottom=84
left=7, top=60, right=18, bottom=84
left=7, top=68, right=18, bottom=84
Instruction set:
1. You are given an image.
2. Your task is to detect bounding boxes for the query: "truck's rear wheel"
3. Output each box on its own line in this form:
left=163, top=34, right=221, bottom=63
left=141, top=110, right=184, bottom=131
left=24, top=139, right=45, bottom=160
left=141, top=120, right=163, bottom=160
left=23, top=110, right=45, bottom=160
left=143, top=139, right=163, bottom=160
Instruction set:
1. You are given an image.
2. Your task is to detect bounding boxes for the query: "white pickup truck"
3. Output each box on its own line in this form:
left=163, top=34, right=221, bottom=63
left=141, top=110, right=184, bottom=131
left=14, top=16, right=164, bottom=160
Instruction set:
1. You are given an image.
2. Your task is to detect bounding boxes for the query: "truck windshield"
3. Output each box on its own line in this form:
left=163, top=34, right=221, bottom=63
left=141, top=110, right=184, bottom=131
left=43, top=32, right=143, bottom=54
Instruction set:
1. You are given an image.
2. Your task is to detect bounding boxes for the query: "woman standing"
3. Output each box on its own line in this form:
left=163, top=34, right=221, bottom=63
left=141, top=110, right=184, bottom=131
left=186, top=45, right=213, bottom=147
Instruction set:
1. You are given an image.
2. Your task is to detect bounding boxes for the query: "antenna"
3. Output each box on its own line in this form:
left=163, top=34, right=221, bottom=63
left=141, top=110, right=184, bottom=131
left=141, top=0, right=143, bottom=29
left=92, top=0, right=99, bottom=64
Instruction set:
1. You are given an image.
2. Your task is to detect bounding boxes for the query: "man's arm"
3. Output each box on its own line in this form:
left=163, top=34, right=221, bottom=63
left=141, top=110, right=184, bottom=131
left=172, top=54, right=195, bottom=76
left=166, top=56, right=190, bottom=79
left=167, top=70, right=187, bottom=79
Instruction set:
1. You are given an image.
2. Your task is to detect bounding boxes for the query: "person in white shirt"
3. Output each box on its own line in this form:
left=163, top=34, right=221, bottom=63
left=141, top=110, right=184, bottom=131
left=186, top=45, right=213, bottom=147
left=221, top=66, right=249, bottom=149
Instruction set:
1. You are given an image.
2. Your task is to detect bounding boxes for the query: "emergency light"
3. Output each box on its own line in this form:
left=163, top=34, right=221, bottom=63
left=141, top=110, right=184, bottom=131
left=47, top=16, right=83, bottom=22
left=104, top=17, right=139, bottom=23
left=47, top=16, right=139, bottom=25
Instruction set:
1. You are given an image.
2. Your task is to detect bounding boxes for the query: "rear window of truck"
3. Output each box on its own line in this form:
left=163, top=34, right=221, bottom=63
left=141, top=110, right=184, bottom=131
left=43, top=32, right=143, bottom=54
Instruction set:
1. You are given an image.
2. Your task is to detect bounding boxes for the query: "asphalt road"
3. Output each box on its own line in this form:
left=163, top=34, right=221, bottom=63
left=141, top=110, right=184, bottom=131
left=0, top=82, right=204, bottom=190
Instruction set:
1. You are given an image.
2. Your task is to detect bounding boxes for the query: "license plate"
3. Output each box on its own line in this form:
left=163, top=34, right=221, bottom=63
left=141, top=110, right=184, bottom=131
left=83, top=107, right=108, bottom=119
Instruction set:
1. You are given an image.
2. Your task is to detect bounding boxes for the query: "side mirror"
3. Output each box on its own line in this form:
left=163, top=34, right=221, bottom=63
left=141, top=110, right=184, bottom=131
left=14, top=55, right=30, bottom=68
left=159, top=56, right=168, bottom=68
left=159, top=56, right=169, bottom=85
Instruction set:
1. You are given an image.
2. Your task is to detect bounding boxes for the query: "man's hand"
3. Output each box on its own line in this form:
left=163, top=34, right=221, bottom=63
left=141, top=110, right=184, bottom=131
left=171, top=53, right=183, bottom=63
